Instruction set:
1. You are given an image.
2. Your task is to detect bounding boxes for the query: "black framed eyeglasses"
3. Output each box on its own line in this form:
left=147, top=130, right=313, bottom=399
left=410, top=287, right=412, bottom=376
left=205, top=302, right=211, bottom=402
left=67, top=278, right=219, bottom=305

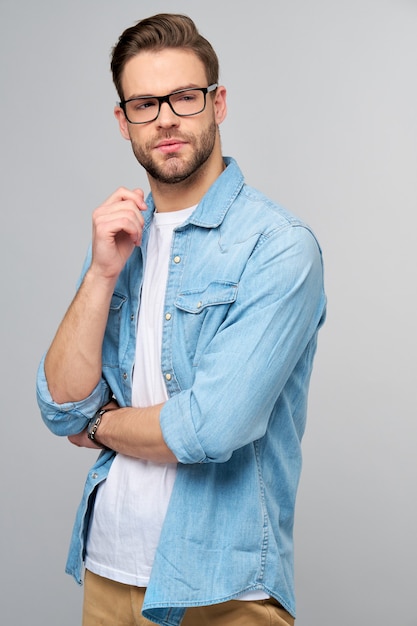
left=120, top=84, right=218, bottom=124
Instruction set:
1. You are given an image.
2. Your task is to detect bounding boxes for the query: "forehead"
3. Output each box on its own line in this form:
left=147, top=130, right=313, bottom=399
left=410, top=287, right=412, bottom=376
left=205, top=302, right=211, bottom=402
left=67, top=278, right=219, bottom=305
left=121, top=48, right=208, bottom=98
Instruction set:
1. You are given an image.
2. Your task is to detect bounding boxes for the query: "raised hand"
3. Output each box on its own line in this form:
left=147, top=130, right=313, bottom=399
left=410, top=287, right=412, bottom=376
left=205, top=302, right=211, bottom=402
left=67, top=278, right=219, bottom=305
left=90, top=187, right=147, bottom=281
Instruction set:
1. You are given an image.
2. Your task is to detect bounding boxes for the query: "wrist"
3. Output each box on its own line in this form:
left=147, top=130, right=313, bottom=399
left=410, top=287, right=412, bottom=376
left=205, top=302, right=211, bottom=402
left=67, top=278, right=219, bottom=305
left=83, top=266, right=118, bottom=295
left=87, top=409, right=110, bottom=448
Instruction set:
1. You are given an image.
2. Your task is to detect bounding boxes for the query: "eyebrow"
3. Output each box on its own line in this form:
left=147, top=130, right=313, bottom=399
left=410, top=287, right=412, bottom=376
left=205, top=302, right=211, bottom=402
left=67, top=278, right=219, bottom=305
left=125, top=84, right=202, bottom=100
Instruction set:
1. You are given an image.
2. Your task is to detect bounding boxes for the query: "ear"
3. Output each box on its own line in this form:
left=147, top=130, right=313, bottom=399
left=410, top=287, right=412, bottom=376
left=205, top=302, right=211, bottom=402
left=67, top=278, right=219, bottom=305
left=114, top=106, right=131, bottom=140
left=213, top=85, right=227, bottom=125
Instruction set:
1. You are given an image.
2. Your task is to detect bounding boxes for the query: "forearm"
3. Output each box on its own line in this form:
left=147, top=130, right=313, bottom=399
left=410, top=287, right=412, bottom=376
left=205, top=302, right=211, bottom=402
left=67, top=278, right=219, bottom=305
left=44, top=269, right=117, bottom=404
left=44, top=187, right=147, bottom=405
left=89, top=404, right=177, bottom=463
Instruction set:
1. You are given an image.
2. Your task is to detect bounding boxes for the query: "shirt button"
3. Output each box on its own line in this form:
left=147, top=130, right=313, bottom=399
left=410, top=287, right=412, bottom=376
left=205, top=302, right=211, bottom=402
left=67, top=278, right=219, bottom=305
left=165, top=312, right=172, bottom=321
left=165, top=373, right=172, bottom=381
left=123, top=372, right=128, bottom=380
left=91, top=472, right=98, bottom=480
left=197, top=301, right=202, bottom=309
left=173, top=255, right=181, bottom=264
left=130, top=314, right=135, bottom=321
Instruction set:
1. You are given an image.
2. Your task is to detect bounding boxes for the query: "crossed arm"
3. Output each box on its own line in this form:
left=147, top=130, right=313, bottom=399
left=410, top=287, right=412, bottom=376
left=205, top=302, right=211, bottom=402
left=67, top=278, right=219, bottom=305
left=44, top=187, right=177, bottom=464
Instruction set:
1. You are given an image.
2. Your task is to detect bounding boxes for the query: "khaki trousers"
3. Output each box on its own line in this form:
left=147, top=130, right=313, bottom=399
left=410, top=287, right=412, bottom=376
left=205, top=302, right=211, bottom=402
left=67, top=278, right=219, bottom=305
left=82, top=570, right=295, bottom=626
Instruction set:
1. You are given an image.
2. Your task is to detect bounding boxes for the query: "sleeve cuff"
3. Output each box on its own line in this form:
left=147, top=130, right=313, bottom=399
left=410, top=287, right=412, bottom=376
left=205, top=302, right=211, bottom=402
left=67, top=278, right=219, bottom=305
left=36, top=354, right=110, bottom=436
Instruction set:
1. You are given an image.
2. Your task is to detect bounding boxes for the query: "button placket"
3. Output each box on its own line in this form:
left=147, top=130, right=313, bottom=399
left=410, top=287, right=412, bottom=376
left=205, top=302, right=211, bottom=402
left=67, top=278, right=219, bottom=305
left=160, top=229, right=188, bottom=395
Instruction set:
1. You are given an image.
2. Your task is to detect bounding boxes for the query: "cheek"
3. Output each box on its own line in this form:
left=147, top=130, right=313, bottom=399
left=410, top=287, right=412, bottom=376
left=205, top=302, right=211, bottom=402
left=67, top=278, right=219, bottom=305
left=128, top=128, right=149, bottom=149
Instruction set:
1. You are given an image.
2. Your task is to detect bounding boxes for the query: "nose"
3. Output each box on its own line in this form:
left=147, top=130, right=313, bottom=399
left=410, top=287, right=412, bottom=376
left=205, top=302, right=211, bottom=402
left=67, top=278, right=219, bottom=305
left=156, top=101, right=180, bottom=128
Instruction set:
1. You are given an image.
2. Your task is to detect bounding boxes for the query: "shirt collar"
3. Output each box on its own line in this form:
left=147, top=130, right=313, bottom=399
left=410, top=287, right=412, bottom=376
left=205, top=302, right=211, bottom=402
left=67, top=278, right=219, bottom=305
left=144, top=157, right=244, bottom=230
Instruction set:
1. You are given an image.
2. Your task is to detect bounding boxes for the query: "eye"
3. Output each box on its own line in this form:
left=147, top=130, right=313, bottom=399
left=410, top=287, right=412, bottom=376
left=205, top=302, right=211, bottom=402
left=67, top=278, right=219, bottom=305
left=130, top=98, right=158, bottom=111
left=172, top=91, right=198, bottom=104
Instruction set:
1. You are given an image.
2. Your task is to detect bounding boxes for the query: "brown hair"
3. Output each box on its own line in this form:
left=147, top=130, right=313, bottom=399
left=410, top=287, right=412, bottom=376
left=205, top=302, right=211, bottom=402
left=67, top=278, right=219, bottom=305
left=111, top=13, right=219, bottom=100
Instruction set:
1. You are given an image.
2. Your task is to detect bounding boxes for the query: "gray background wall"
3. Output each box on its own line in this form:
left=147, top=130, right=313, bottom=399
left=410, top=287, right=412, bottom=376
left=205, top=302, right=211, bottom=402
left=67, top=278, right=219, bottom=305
left=1, top=0, right=416, bottom=624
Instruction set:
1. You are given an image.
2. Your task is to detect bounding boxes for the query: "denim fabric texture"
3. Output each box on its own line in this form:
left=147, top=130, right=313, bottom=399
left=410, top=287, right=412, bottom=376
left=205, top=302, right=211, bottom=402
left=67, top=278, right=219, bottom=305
left=37, top=157, right=326, bottom=626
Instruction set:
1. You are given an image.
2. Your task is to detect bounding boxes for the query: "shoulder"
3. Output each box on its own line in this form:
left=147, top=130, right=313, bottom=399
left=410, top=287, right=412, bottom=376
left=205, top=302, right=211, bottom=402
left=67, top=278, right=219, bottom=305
left=226, top=183, right=323, bottom=258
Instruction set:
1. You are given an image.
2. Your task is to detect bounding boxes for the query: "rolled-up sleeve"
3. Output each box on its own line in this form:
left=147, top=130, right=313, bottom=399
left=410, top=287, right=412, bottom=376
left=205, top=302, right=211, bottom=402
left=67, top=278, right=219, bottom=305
left=36, top=354, right=111, bottom=436
left=160, top=224, right=326, bottom=464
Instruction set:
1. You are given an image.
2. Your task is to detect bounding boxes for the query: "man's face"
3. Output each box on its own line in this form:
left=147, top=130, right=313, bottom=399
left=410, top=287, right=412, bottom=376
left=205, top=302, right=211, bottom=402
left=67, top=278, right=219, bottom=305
left=116, top=49, right=224, bottom=185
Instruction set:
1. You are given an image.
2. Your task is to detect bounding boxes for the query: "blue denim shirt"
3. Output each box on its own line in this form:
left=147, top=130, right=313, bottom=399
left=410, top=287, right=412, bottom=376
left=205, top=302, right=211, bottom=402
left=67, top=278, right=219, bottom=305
left=37, top=157, right=326, bottom=625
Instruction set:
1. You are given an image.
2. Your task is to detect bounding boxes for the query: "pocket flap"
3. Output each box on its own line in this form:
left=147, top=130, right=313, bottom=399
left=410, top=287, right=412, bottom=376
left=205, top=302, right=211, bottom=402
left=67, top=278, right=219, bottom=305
left=109, top=292, right=127, bottom=311
left=175, top=281, right=238, bottom=313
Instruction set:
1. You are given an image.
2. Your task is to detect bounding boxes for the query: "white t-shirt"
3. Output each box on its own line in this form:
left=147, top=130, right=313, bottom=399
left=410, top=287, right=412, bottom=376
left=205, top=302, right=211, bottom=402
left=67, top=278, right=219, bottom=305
left=85, top=207, right=194, bottom=586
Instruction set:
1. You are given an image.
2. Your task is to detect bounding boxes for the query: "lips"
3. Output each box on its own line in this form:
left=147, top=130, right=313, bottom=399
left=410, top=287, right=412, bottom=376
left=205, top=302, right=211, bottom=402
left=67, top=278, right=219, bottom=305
left=155, top=138, right=186, bottom=153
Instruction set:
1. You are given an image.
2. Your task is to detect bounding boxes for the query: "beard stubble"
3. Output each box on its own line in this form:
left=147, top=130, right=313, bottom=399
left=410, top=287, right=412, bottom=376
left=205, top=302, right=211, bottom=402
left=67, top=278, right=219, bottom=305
left=130, top=121, right=218, bottom=186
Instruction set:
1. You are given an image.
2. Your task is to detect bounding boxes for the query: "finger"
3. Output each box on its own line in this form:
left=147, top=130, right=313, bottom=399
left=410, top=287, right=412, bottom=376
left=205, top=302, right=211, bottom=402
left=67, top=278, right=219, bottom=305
left=94, top=202, right=145, bottom=232
left=94, top=200, right=145, bottom=223
left=102, top=400, right=119, bottom=411
left=94, top=208, right=144, bottom=244
left=132, top=188, right=148, bottom=211
left=93, top=199, right=146, bottom=243
left=102, top=187, right=147, bottom=211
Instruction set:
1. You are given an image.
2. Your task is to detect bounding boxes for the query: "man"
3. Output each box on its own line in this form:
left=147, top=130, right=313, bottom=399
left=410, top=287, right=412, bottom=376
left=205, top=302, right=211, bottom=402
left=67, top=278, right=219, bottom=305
left=37, top=13, right=326, bottom=626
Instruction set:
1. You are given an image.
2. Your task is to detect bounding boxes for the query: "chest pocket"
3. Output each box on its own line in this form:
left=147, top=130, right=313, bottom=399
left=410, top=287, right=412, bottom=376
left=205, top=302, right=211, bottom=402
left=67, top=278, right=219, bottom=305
left=175, top=280, right=238, bottom=313
left=174, top=281, right=238, bottom=366
left=102, top=292, right=128, bottom=368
